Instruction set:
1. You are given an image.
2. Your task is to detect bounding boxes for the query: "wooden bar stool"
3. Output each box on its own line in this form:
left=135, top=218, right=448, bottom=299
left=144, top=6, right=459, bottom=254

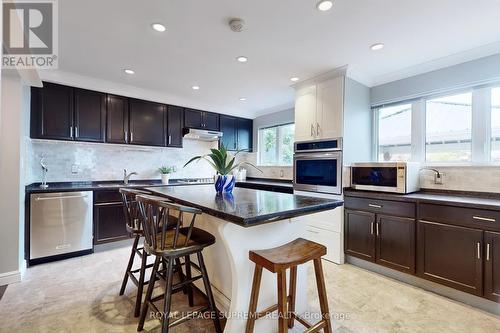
left=118, top=188, right=182, bottom=317
left=136, top=194, right=223, bottom=333
left=246, top=238, right=332, bottom=333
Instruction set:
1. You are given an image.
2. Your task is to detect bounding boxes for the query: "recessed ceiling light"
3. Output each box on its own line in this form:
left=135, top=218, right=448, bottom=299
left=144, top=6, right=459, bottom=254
left=290, top=77, right=300, bottom=82
left=316, top=0, right=333, bottom=11
left=151, top=23, right=166, bottom=32
left=124, top=69, right=135, bottom=75
left=192, top=85, right=200, bottom=90
left=370, top=43, right=385, bottom=51
left=239, top=97, right=247, bottom=101
left=236, top=56, right=248, bottom=63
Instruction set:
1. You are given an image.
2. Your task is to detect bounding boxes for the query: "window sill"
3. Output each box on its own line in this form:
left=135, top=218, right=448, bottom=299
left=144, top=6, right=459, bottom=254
left=256, top=165, right=293, bottom=168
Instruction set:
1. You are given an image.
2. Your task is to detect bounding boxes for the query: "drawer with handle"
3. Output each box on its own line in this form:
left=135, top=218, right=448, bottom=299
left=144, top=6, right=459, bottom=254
left=344, top=196, right=415, bottom=218
left=419, top=203, right=500, bottom=231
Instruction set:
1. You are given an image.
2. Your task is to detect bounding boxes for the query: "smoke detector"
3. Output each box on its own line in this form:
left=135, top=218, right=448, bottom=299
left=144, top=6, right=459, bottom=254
left=229, top=18, right=245, bottom=32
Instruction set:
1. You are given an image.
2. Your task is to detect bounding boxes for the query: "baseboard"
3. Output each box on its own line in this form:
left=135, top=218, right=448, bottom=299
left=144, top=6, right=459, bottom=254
left=0, top=270, right=22, bottom=286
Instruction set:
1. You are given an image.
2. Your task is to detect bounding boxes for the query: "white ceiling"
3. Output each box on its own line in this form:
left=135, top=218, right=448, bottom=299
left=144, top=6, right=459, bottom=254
left=50, top=0, right=500, bottom=118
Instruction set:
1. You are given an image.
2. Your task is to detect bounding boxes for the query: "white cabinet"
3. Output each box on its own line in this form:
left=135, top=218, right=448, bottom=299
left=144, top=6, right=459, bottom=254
left=294, top=85, right=317, bottom=142
left=294, top=75, right=345, bottom=142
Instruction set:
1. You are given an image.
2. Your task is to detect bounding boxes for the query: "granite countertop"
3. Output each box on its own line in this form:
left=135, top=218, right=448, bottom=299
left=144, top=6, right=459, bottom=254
left=237, top=178, right=293, bottom=187
left=146, top=185, right=343, bottom=227
left=344, top=188, right=500, bottom=211
left=25, top=179, right=213, bottom=193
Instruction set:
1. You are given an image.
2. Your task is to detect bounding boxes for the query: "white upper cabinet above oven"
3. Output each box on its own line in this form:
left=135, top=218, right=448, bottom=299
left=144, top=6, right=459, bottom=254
left=293, top=69, right=345, bottom=142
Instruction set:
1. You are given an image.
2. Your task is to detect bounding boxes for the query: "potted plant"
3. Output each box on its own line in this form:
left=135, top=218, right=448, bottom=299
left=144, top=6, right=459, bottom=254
left=184, top=144, right=261, bottom=194
left=158, top=166, right=175, bottom=184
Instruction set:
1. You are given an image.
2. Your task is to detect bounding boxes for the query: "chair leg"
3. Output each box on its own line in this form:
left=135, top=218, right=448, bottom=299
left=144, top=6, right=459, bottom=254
left=277, top=270, right=288, bottom=333
left=288, top=266, right=297, bottom=329
left=185, top=255, right=194, bottom=307
left=161, top=258, right=175, bottom=333
left=175, top=257, right=187, bottom=295
left=245, top=265, right=263, bottom=333
left=313, top=258, right=332, bottom=333
left=119, top=234, right=140, bottom=295
left=137, top=256, right=160, bottom=331
left=134, top=246, right=148, bottom=317
left=197, top=252, right=223, bottom=333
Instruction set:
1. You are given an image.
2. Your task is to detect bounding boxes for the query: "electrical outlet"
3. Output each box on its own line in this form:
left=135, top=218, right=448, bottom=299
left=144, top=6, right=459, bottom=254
left=434, top=172, right=444, bottom=185
left=71, top=164, right=79, bottom=174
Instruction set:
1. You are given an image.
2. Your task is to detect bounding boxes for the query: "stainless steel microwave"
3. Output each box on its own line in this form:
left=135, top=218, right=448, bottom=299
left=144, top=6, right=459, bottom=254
left=350, top=162, right=420, bottom=194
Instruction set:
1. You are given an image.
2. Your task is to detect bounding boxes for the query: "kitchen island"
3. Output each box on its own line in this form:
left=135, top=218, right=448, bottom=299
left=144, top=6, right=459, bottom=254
left=146, top=185, right=343, bottom=333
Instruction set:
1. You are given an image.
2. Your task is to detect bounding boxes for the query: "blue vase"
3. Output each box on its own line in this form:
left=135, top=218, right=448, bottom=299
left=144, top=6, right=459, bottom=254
left=214, top=174, right=235, bottom=194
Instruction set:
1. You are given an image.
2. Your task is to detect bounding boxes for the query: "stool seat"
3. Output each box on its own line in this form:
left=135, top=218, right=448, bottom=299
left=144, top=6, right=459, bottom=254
left=249, top=238, right=326, bottom=273
left=145, top=227, right=216, bottom=258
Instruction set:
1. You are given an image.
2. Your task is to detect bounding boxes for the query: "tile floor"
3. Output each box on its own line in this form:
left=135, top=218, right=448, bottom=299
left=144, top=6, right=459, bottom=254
left=1, top=244, right=500, bottom=333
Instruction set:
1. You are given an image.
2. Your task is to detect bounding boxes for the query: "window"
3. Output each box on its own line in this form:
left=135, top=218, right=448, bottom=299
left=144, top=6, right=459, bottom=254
left=258, top=123, right=295, bottom=166
left=377, top=103, right=412, bottom=162
left=425, top=92, right=472, bottom=162
left=492, top=87, right=500, bottom=161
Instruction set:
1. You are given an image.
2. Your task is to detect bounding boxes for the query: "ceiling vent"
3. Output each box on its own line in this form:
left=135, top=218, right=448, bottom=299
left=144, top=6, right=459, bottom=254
left=229, top=18, right=245, bottom=32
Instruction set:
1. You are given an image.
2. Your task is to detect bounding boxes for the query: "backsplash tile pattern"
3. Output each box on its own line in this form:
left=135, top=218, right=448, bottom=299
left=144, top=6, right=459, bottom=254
left=27, top=139, right=218, bottom=183
left=419, top=166, right=500, bottom=193
left=239, top=152, right=293, bottom=180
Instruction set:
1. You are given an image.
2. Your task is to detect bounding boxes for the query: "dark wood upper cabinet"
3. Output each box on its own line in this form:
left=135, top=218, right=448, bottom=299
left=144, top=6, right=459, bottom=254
left=167, top=105, right=184, bottom=147
left=237, top=118, right=253, bottom=151
left=220, top=115, right=237, bottom=150
left=31, top=82, right=74, bottom=140
left=184, top=109, right=219, bottom=131
left=344, top=209, right=376, bottom=262
left=106, top=94, right=129, bottom=144
left=376, top=215, right=415, bottom=274
left=485, top=231, right=500, bottom=302
left=129, top=99, right=166, bottom=146
left=74, top=88, right=106, bottom=142
left=417, top=220, right=483, bottom=296
left=203, top=112, right=219, bottom=131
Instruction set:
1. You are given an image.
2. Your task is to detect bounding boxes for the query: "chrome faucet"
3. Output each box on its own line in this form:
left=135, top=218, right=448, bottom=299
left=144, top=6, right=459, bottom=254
left=123, top=169, right=138, bottom=185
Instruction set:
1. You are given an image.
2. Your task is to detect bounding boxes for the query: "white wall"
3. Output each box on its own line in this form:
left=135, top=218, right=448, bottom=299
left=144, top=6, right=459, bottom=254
left=0, top=74, right=29, bottom=284
left=371, top=53, right=500, bottom=106
left=28, top=139, right=218, bottom=183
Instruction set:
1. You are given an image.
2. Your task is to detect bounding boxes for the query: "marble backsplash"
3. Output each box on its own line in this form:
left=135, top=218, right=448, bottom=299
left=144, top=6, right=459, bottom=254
left=27, top=139, right=219, bottom=184
left=239, top=152, right=293, bottom=180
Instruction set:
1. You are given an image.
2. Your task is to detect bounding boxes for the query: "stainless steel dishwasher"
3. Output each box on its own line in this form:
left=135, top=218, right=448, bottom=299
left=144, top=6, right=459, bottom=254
left=30, top=191, right=93, bottom=262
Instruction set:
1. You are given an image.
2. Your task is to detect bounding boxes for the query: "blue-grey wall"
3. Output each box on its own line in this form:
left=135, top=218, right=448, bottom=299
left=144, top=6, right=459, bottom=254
left=371, top=53, right=500, bottom=106
left=343, top=77, right=372, bottom=164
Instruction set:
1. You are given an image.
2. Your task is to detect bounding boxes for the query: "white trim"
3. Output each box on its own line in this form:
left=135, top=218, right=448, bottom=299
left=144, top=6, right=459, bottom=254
left=291, top=65, right=348, bottom=91
left=472, top=87, right=491, bottom=163
left=0, top=270, right=22, bottom=286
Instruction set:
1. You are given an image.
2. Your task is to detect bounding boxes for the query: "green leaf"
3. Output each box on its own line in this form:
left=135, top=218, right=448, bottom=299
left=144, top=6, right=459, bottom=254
left=183, top=155, right=202, bottom=168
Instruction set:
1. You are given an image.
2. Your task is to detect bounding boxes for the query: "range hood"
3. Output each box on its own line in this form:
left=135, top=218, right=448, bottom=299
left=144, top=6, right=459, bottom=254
left=183, top=128, right=223, bottom=142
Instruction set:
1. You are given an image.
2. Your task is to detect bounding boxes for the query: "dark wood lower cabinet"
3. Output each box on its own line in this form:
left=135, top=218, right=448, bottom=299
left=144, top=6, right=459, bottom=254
left=377, top=215, right=415, bottom=274
left=345, top=210, right=376, bottom=261
left=93, top=190, right=128, bottom=244
left=417, top=220, right=483, bottom=296
left=485, top=231, right=500, bottom=302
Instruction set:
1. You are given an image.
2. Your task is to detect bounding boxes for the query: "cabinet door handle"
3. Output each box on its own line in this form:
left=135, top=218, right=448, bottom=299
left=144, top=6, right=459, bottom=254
left=477, top=242, right=481, bottom=259
left=472, top=216, right=496, bottom=223
left=70, top=126, right=73, bottom=138
left=486, top=243, right=491, bottom=261
left=124, top=131, right=128, bottom=142
left=370, top=222, right=374, bottom=235
left=316, top=122, right=320, bottom=137
left=311, top=124, right=315, bottom=137
left=75, top=127, right=79, bottom=138
left=168, top=135, right=172, bottom=145
left=376, top=222, right=380, bottom=236
left=369, top=204, right=382, bottom=208
left=130, top=132, right=134, bottom=142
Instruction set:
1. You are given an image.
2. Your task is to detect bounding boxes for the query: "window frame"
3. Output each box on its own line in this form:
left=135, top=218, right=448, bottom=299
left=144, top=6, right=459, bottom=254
left=257, top=122, right=295, bottom=167
left=373, top=85, right=496, bottom=166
